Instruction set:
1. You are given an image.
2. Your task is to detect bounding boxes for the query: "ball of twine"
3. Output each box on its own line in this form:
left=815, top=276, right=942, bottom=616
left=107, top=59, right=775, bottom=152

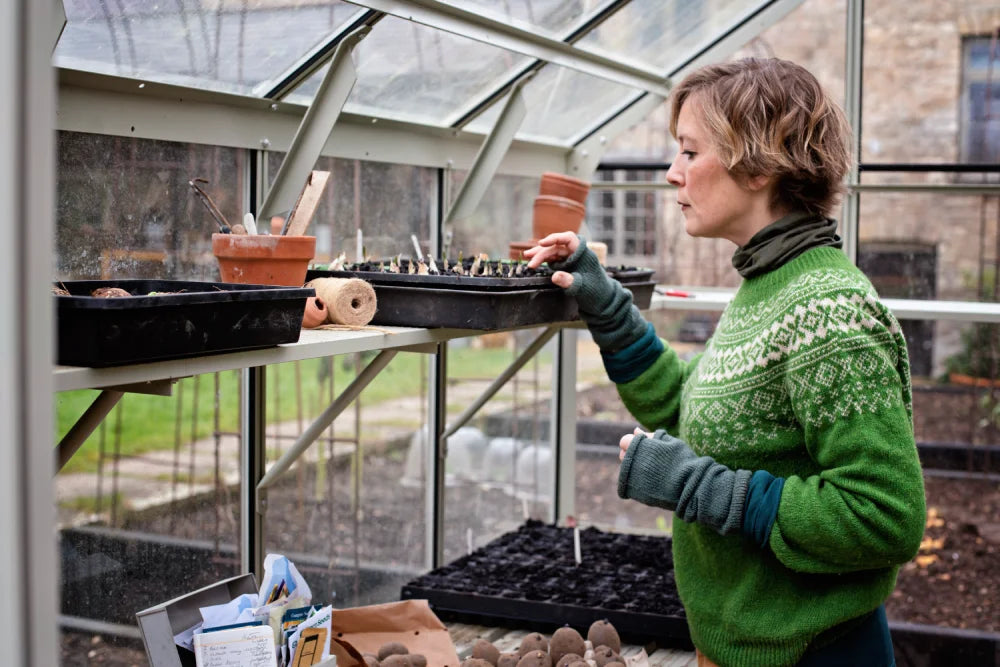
left=304, top=277, right=377, bottom=326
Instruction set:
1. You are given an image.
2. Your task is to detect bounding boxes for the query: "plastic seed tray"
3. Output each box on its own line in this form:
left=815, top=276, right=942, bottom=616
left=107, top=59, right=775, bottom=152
left=400, top=520, right=692, bottom=648
left=54, top=279, right=314, bottom=367
left=305, top=263, right=656, bottom=330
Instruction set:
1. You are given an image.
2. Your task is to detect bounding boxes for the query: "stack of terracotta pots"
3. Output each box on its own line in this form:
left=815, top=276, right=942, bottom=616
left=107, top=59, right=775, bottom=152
left=509, top=172, right=591, bottom=260
left=533, top=171, right=589, bottom=239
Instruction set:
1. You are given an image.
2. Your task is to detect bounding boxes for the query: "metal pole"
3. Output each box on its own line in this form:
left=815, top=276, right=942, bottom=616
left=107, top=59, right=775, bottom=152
left=443, top=326, right=560, bottom=439
left=256, top=349, right=397, bottom=494
left=241, top=366, right=266, bottom=578
left=54, top=389, right=124, bottom=473
left=842, top=0, right=864, bottom=264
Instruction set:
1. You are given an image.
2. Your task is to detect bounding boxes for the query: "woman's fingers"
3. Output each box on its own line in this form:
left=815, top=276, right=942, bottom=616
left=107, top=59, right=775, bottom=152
left=619, top=433, right=633, bottom=461
left=524, top=232, right=580, bottom=268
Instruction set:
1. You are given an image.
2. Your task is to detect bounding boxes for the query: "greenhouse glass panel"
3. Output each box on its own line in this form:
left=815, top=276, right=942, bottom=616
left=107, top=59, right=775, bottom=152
left=441, top=0, right=607, bottom=36
left=574, top=0, right=766, bottom=74
left=442, top=330, right=557, bottom=564
left=857, top=186, right=1000, bottom=378
left=861, top=3, right=984, bottom=164
left=286, top=15, right=530, bottom=126
left=55, top=132, right=244, bottom=282
left=447, top=172, right=537, bottom=259
left=56, top=371, right=242, bottom=656
left=261, top=354, right=430, bottom=608
left=467, top=63, right=641, bottom=144
left=54, top=1, right=363, bottom=95
left=267, top=155, right=435, bottom=262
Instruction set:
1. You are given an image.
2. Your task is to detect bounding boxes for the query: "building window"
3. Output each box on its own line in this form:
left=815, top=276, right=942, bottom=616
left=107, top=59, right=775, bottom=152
left=961, top=36, right=1000, bottom=165
left=586, top=170, right=659, bottom=264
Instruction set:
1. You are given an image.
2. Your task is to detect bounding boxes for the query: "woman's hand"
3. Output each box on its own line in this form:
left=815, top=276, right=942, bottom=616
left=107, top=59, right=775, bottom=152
left=620, top=427, right=650, bottom=461
left=524, top=232, right=581, bottom=289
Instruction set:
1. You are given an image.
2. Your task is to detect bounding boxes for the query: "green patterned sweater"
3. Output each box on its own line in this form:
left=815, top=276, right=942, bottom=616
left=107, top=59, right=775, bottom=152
left=617, top=246, right=925, bottom=666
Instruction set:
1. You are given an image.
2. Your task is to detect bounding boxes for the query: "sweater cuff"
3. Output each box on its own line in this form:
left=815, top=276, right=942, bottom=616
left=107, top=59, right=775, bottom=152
left=601, top=322, right=664, bottom=383
left=742, top=469, right=785, bottom=549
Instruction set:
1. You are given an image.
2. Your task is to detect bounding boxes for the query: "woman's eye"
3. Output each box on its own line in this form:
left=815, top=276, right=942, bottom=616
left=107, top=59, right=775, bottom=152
left=682, top=150, right=696, bottom=159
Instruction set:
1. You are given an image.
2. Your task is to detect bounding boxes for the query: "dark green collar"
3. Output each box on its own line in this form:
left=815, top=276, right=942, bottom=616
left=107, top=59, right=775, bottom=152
left=732, top=211, right=842, bottom=279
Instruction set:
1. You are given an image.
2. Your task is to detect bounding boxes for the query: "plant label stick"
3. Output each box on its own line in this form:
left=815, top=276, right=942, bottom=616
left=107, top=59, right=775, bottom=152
left=574, top=526, right=582, bottom=565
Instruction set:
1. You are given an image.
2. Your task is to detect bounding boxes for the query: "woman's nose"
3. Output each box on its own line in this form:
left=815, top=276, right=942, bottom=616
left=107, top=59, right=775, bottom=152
left=666, top=160, right=683, bottom=187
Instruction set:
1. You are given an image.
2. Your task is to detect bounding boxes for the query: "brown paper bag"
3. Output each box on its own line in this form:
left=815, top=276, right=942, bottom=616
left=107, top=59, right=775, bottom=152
left=328, top=599, right=460, bottom=667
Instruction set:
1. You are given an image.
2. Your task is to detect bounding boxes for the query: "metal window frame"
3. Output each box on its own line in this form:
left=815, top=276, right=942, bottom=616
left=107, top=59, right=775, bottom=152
left=56, top=68, right=569, bottom=176
left=8, top=1, right=58, bottom=666
left=446, top=0, right=631, bottom=128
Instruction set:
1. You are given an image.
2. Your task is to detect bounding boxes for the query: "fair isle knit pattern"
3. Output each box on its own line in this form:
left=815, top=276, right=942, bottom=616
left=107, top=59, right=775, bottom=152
left=681, top=266, right=913, bottom=457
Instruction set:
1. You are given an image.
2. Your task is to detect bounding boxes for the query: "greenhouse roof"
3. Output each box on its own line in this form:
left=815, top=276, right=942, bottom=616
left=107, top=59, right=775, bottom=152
left=54, top=0, right=799, bottom=154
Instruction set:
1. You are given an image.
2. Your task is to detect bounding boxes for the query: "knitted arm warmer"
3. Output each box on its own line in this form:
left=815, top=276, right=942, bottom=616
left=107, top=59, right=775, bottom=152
left=550, top=240, right=649, bottom=353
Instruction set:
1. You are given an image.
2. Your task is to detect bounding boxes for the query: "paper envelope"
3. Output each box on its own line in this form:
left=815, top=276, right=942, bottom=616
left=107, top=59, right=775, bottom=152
left=328, top=599, right=460, bottom=667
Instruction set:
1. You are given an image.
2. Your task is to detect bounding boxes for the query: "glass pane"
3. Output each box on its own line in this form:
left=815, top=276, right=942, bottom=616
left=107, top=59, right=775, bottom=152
left=56, top=132, right=244, bottom=281
left=585, top=169, right=669, bottom=272
left=55, top=1, right=364, bottom=95
left=447, top=173, right=537, bottom=258
left=266, top=155, right=435, bottom=264
left=857, top=184, right=998, bottom=303
left=468, top=63, right=642, bottom=143
left=574, top=309, right=713, bottom=532
left=857, top=186, right=1000, bottom=376
left=57, top=371, right=242, bottom=663
left=443, top=330, right=557, bottom=563
left=445, top=0, right=604, bottom=36
left=862, top=5, right=977, bottom=163
left=261, top=354, right=430, bottom=607
left=602, top=0, right=847, bottom=163
left=286, top=16, right=531, bottom=125
left=575, top=0, right=766, bottom=73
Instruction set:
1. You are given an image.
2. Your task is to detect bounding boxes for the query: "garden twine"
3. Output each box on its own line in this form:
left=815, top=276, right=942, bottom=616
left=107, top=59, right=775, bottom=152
left=305, top=277, right=377, bottom=326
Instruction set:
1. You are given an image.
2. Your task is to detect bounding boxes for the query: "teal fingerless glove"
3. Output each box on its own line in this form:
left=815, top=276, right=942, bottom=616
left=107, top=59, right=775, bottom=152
left=617, top=429, right=752, bottom=536
left=550, top=239, right=648, bottom=352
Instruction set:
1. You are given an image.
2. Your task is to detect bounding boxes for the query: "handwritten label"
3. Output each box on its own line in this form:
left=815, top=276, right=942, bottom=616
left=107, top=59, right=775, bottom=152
left=194, top=626, right=277, bottom=667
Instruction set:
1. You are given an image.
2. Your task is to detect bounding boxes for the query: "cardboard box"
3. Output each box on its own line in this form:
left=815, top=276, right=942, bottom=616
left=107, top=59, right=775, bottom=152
left=135, top=573, right=258, bottom=667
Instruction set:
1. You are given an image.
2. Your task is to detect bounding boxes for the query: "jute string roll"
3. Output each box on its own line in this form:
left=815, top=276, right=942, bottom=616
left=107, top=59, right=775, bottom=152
left=305, top=277, right=377, bottom=326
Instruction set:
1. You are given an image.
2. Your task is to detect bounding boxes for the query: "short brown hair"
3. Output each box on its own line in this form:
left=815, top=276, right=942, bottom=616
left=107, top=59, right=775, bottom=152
left=668, top=58, right=852, bottom=217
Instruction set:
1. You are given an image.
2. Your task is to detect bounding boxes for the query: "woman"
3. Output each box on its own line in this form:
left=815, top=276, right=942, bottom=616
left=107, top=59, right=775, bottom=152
left=525, top=58, right=925, bottom=667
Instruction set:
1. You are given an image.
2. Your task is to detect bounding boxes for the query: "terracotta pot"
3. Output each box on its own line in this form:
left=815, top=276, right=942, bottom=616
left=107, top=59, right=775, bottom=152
left=301, top=296, right=328, bottom=328
left=508, top=239, right=538, bottom=260
left=212, top=233, right=316, bottom=286
left=532, top=195, right=586, bottom=240
left=539, top=171, right=590, bottom=204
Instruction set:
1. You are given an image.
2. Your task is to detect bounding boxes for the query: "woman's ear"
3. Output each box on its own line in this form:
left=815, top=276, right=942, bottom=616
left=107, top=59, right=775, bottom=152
left=745, top=173, right=773, bottom=192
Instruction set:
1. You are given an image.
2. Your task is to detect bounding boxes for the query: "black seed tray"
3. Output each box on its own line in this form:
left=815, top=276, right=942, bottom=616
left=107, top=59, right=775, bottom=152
left=307, top=262, right=655, bottom=293
left=358, top=281, right=655, bottom=330
left=54, top=279, right=314, bottom=367
left=400, top=520, right=692, bottom=648
left=306, top=265, right=655, bottom=330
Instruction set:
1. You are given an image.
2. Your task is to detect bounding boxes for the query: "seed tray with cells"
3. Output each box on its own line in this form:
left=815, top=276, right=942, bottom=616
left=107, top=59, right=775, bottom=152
left=400, top=520, right=692, bottom=648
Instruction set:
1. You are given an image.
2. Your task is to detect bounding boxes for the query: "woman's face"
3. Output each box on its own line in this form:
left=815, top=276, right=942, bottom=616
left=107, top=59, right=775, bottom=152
left=665, top=96, right=773, bottom=246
